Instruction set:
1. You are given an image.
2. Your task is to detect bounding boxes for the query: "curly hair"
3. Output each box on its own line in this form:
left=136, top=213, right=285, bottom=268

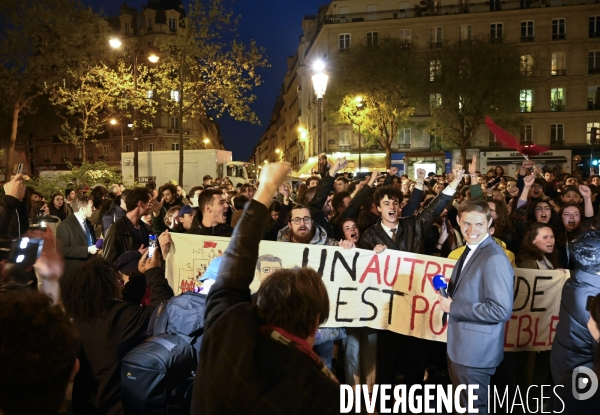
left=373, top=185, right=403, bottom=207
left=518, top=223, right=559, bottom=267
left=570, top=229, right=600, bottom=274
left=0, top=291, right=79, bottom=415
left=60, top=258, right=120, bottom=323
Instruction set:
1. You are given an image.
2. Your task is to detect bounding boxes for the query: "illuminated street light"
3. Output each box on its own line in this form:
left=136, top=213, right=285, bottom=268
left=148, top=54, right=159, bottom=63
left=110, top=119, right=117, bottom=125
left=109, top=38, right=122, bottom=49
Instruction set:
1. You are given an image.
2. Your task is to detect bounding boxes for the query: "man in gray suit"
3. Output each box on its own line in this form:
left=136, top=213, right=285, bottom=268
left=439, top=199, right=514, bottom=414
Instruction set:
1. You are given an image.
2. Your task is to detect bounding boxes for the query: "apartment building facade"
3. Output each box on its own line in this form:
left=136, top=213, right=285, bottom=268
left=255, top=0, right=600, bottom=178
left=33, top=0, right=224, bottom=176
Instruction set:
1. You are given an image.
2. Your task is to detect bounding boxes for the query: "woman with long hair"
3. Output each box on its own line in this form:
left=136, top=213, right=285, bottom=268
left=60, top=254, right=173, bottom=415
left=516, top=223, right=558, bottom=270
left=49, top=193, right=69, bottom=221
left=556, top=202, right=585, bottom=269
left=487, top=198, right=519, bottom=254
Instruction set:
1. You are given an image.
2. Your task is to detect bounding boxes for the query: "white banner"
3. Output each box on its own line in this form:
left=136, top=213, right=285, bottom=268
left=166, top=234, right=569, bottom=351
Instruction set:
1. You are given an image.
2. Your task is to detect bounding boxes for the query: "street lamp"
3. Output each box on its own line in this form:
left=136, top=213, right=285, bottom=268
left=203, top=138, right=210, bottom=149
left=312, top=60, right=329, bottom=155
left=109, top=37, right=159, bottom=182
left=110, top=118, right=124, bottom=153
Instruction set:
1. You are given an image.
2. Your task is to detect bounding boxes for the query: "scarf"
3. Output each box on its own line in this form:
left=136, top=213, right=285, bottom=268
left=259, top=325, right=338, bottom=383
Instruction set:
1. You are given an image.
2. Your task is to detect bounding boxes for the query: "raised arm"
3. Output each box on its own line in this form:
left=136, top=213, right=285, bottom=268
left=580, top=185, right=595, bottom=218
left=204, top=163, right=290, bottom=330
left=308, top=158, right=348, bottom=215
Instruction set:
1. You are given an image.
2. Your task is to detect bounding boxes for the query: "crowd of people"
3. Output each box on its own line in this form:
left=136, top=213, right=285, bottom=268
left=1, top=154, right=600, bottom=414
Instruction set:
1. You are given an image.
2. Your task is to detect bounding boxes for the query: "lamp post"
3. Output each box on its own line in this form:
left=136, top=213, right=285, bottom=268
left=109, top=37, right=159, bottom=182
left=312, top=60, right=328, bottom=155
left=110, top=118, right=124, bottom=153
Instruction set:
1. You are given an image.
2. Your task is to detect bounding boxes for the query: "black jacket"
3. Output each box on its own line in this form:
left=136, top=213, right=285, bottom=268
left=72, top=268, right=174, bottom=415
left=191, top=200, right=340, bottom=415
left=0, top=195, right=20, bottom=238
left=103, top=216, right=154, bottom=264
left=359, top=191, right=453, bottom=253
left=56, top=214, right=96, bottom=276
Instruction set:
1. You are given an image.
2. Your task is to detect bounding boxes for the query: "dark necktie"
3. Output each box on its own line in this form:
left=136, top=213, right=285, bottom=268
left=390, top=228, right=397, bottom=241
left=449, top=246, right=471, bottom=297
left=83, top=222, right=93, bottom=247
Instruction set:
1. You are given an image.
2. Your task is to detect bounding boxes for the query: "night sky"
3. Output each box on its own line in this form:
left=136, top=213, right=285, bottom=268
left=82, top=0, right=327, bottom=161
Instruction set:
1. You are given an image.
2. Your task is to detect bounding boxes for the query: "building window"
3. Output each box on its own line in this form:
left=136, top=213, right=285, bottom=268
left=339, top=34, right=351, bottom=51
left=367, top=4, right=378, bottom=20
left=399, top=29, right=411, bottom=45
left=124, top=22, right=130, bottom=36
left=367, top=32, right=379, bottom=48
left=170, top=117, right=179, bottom=129
left=429, top=60, right=441, bottom=81
left=588, top=87, right=600, bottom=110
left=520, top=90, right=533, bottom=113
left=520, top=124, right=533, bottom=144
left=148, top=17, right=153, bottom=30
left=520, top=55, right=534, bottom=76
left=589, top=51, right=600, bottom=74
left=149, top=143, right=155, bottom=152
left=172, top=143, right=179, bottom=151
left=490, top=23, right=503, bottom=42
left=125, top=144, right=131, bottom=152
left=551, top=88, right=565, bottom=111
left=459, top=24, right=472, bottom=43
left=551, top=52, right=566, bottom=76
left=588, top=123, right=600, bottom=144
left=590, top=16, right=600, bottom=38
left=169, top=17, right=177, bottom=32
left=429, top=27, right=443, bottom=47
left=45, top=149, right=50, bottom=161
left=521, top=21, right=534, bottom=42
left=398, top=2, right=409, bottom=18
left=76, top=148, right=82, bottom=160
left=551, top=124, right=564, bottom=145
left=170, top=90, right=180, bottom=102
left=552, top=18, right=566, bottom=40
left=104, top=146, right=109, bottom=155
left=398, top=128, right=411, bottom=149
left=430, top=93, right=442, bottom=112
left=339, top=130, right=351, bottom=150
left=489, top=131, right=501, bottom=148
left=63, top=149, right=68, bottom=160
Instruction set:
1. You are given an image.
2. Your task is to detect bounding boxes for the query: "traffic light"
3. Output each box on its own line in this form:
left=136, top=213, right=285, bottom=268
left=592, top=127, right=598, bottom=145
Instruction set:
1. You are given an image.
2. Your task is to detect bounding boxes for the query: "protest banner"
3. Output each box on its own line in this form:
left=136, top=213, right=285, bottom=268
left=166, top=233, right=569, bottom=352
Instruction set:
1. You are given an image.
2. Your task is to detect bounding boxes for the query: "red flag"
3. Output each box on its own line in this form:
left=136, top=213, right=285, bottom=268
left=203, top=241, right=217, bottom=248
left=485, top=116, right=549, bottom=156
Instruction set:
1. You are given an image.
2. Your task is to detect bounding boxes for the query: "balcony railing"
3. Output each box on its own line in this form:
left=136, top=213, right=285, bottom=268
left=324, top=0, right=598, bottom=26
left=551, top=104, right=565, bottom=111
left=430, top=42, right=443, bottom=48
left=550, top=140, right=565, bottom=146
left=489, top=37, right=504, bottom=44
left=589, top=67, right=600, bottom=74
left=552, top=69, right=566, bottom=76
left=588, top=102, right=600, bottom=110
left=552, top=34, right=567, bottom=40
left=520, top=140, right=534, bottom=145
left=489, top=142, right=503, bottom=148
left=397, top=143, right=411, bottom=149
left=521, top=36, right=535, bottom=42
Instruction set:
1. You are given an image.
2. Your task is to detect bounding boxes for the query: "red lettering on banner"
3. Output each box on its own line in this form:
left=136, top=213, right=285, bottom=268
left=504, top=315, right=518, bottom=347
left=429, top=300, right=447, bottom=335
left=359, top=255, right=381, bottom=284
left=383, top=257, right=401, bottom=287
left=549, top=316, right=560, bottom=345
left=411, top=295, right=429, bottom=330
left=421, top=260, right=442, bottom=293
left=180, top=279, right=196, bottom=294
left=533, top=317, right=546, bottom=347
left=405, top=258, right=425, bottom=291
left=517, top=315, right=533, bottom=347
left=203, top=241, right=217, bottom=248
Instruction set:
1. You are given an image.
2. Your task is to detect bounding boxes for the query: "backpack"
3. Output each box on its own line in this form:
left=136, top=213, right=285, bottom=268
left=121, top=291, right=206, bottom=415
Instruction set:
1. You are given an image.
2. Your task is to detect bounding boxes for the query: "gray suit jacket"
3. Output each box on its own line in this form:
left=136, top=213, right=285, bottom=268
left=447, top=235, right=514, bottom=368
